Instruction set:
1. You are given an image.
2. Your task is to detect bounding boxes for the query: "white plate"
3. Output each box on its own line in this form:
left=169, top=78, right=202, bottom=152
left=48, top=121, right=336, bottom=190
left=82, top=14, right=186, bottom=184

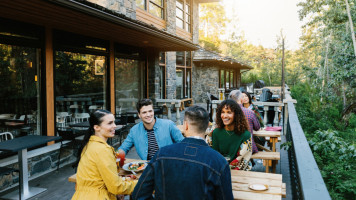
left=248, top=184, right=269, bottom=191
left=122, top=161, right=147, bottom=172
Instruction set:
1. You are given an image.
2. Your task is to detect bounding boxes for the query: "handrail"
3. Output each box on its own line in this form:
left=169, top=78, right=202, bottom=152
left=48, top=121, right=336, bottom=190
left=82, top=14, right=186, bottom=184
left=286, top=101, right=331, bottom=199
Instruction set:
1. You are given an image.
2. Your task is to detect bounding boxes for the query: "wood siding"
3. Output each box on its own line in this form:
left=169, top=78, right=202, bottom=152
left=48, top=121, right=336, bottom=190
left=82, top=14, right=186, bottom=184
left=136, top=8, right=166, bottom=30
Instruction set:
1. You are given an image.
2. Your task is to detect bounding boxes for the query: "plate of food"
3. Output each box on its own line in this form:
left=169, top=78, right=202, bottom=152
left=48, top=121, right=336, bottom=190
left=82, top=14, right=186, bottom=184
left=122, top=161, right=147, bottom=172
left=248, top=184, right=269, bottom=191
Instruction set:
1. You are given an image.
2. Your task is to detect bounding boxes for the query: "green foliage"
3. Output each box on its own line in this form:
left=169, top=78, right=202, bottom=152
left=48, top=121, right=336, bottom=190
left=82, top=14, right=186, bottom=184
left=292, top=82, right=356, bottom=199
left=307, top=130, right=356, bottom=199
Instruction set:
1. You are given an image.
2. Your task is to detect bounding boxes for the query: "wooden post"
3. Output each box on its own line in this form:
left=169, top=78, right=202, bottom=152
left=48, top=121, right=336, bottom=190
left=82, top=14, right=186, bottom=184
left=281, top=38, right=285, bottom=101
left=45, top=27, right=55, bottom=145
left=110, top=41, right=115, bottom=114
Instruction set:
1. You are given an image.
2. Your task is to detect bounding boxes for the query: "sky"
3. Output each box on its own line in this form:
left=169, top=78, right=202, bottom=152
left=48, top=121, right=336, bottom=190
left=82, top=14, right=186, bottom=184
left=222, top=0, right=304, bottom=50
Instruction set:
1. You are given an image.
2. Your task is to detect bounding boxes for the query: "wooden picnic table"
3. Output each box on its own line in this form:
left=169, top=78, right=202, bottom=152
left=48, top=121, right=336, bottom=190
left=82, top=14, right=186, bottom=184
left=253, top=129, right=281, bottom=173
left=69, top=158, right=286, bottom=199
left=253, top=129, right=281, bottom=152
left=231, top=170, right=286, bottom=200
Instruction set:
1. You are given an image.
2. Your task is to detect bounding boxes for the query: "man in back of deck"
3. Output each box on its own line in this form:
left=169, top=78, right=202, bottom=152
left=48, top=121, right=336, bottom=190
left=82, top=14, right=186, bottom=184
left=229, top=90, right=261, bottom=153
left=118, top=99, right=184, bottom=160
left=132, top=105, right=233, bottom=200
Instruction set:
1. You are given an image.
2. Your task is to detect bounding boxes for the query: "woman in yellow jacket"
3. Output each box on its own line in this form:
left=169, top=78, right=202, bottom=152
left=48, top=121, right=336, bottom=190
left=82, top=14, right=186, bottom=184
left=72, top=110, right=137, bottom=200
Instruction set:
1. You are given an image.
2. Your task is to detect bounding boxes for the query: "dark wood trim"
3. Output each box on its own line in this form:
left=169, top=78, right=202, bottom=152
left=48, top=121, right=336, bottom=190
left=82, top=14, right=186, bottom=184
left=110, top=41, right=115, bottom=114
left=45, top=27, right=55, bottom=143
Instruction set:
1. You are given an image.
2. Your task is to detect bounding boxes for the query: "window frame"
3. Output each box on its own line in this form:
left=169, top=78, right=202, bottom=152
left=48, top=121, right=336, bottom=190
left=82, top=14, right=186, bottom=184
left=176, top=0, right=191, bottom=33
left=219, top=69, right=236, bottom=90
left=137, top=0, right=165, bottom=19
left=159, top=52, right=166, bottom=99
left=176, top=51, right=192, bottom=99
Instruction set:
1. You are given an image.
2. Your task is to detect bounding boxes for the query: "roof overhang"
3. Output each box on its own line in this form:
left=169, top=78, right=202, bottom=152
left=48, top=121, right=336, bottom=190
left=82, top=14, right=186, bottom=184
left=193, top=48, right=253, bottom=70
left=0, top=0, right=198, bottom=51
left=194, top=60, right=253, bottom=70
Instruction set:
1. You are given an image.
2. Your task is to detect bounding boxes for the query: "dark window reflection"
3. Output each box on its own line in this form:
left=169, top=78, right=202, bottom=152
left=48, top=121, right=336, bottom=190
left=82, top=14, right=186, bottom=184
left=176, top=51, right=184, bottom=66
left=176, top=68, right=184, bottom=99
left=115, top=58, right=145, bottom=113
left=55, top=51, right=106, bottom=127
left=0, top=44, right=41, bottom=138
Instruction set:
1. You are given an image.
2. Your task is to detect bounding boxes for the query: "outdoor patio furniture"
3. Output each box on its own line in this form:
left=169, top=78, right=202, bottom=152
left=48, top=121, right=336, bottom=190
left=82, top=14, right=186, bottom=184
left=57, top=128, right=83, bottom=171
left=0, top=132, right=13, bottom=142
left=73, top=113, right=90, bottom=123
left=0, top=135, right=61, bottom=199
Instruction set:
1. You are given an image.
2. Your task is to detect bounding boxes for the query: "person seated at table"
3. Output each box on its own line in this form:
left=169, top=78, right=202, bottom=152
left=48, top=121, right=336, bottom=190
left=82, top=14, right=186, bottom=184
left=242, top=91, right=266, bottom=150
left=132, top=105, right=233, bottom=200
left=72, top=109, right=137, bottom=200
left=212, top=99, right=252, bottom=170
left=117, top=98, right=184, bottom=160
left=229, top=90, right=261, bottom=153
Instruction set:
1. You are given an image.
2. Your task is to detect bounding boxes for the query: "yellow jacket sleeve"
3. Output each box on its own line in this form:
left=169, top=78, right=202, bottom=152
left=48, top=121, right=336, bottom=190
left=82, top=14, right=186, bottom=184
left=95, top=143, right=137, bottom=195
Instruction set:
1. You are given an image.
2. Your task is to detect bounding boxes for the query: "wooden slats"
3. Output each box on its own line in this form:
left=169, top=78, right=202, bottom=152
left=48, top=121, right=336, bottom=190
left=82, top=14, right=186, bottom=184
left=233, top=190, right=281, bottom=200
left=251, top=152, right=280, bottom=160
left=136, top=9, right=166, bottom=30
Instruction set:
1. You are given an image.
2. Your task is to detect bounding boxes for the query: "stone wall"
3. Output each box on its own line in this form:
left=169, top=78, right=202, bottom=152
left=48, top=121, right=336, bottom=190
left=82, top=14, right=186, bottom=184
left=166, top=0, right=177, bottom=34
left=147, top=49, right=161, bottom=99
left=0, top=134, right=124, bottom=192
left=192, top=63, right=220, bottom=103
left=192, top=0, right=199, bottom=44
left=166, top=52, right=177, bottom=99
left=86, top=0, right=136, bottom=19
left=0, top=145, right=75, bottom=192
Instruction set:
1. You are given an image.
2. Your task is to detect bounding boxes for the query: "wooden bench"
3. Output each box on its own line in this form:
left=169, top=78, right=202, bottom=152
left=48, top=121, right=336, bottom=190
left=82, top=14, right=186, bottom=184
left=251, top=152, right=280, bottom=173
left=179, top=98, right=193, bottom=111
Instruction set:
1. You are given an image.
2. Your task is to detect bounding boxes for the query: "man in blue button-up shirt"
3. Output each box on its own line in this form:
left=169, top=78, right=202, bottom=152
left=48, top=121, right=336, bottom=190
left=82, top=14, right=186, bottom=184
left=118, top=99, right=184, bottom=160
left=132, top=105, right=233, bottom=200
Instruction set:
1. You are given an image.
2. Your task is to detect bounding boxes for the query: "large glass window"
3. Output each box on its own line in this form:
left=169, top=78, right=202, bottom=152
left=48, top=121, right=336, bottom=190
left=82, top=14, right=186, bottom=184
left=176, top=0, right=191, bottom=32
left=54, top=31, right=108, bottom=128
left=220, top=69, right=225, bottom=88
left=176, top=68, right=184, bottom=99
left=136, top=0, right=165, bottom=19
left=115, top=47, right=145, bottom=114
left=0, top=19, right=43, bottom=140
left=176, top=51, right=191, bottom=99
left=219, top=69, right=235, bottom=89
left=0, top=45, right=41, bottom=138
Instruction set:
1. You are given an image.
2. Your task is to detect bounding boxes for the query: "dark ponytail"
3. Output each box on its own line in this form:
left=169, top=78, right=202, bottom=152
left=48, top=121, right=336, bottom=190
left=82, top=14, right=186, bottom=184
left=74, top=109, right=112, bottom=169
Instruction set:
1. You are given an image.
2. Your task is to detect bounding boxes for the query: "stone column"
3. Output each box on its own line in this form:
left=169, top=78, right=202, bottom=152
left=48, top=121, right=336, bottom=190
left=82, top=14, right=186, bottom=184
left=166, top=51, right=177, bottom=99
left=147, top=49, right=160, bottom=99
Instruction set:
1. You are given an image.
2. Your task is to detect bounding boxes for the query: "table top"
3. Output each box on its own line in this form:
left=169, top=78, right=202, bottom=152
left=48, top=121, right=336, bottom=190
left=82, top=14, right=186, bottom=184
left=253, top=130, right=281, bottom=137
left=0, top=135, right=61, bottom=152
left=231, top=170, right=285, bottom=200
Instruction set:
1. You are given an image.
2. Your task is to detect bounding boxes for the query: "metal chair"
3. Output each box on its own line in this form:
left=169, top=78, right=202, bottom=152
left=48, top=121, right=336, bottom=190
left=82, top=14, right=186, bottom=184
left=56, top=128, right=83, bottom=170
left=0, top=132, right=13, bottom=142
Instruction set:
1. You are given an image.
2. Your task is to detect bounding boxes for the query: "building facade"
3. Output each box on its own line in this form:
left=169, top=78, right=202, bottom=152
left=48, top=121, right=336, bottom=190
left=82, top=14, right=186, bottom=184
left=0, top=0, right=221, bottom=191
